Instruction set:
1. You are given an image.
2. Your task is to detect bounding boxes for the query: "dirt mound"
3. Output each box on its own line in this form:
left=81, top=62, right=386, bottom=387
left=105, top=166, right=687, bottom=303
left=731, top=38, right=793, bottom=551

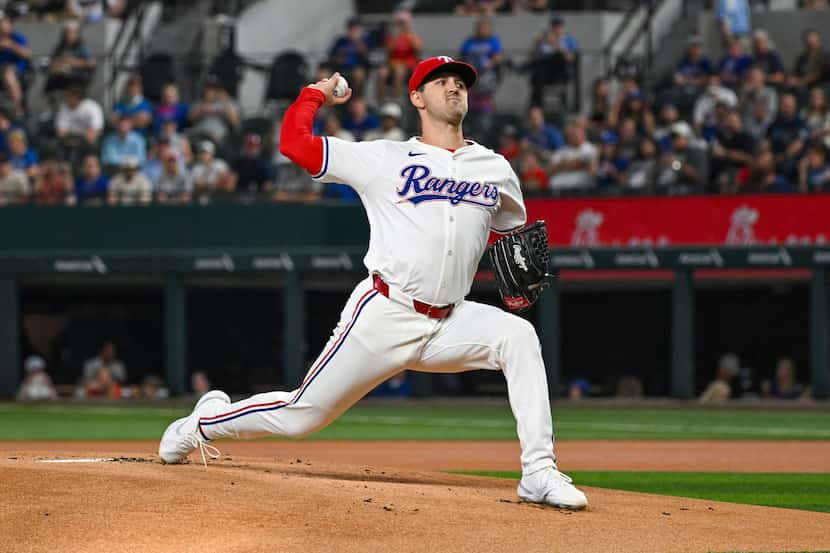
left=2, top=452, right=828, bottom=553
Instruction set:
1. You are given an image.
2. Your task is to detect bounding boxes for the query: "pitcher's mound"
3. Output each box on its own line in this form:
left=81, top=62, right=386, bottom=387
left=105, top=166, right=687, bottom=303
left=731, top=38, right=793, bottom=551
left=2, top=453, right=828, bottom=553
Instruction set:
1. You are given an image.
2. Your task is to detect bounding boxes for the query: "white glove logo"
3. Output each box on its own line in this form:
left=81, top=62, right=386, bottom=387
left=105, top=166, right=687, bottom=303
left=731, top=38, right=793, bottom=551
left=513, top=245, right=529, bottom=271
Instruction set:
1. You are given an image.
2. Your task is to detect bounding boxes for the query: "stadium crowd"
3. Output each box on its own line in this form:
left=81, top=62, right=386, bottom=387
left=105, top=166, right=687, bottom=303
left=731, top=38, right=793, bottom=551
left=0, top=2, right=830, bottom=206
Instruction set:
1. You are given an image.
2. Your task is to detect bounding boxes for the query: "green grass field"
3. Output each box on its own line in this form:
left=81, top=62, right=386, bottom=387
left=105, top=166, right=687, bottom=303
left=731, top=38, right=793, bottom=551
left=465, top=471, right=830, bottom=514
left=3, top=402, right=829, bottom=515
left=1, top=403, right=829, bottom=441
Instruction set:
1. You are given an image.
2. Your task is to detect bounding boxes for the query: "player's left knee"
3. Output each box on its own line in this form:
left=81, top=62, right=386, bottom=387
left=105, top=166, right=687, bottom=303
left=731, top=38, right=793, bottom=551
left=507, top=315, right=540, bottom=345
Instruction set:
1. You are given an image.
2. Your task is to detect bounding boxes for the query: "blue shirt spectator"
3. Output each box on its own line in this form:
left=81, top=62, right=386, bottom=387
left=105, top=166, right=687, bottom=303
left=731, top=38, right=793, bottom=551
left=718, top=0, right=751, bottom=38
left=113, top=75, right=154, bottom=133
left=75, top=155, right=109, bottom=203
left=328, top=18, right=371, bottom=72
left=718, top=41, right=753, bottom=88
left=676, top=38, right=714, bottom=88
left=6, top=129, right=37, bottom=177
left=152, top=83, right=189, bottom=133
left=523, top=106, right=564, bottom=152
left=9, top=147, right=36, bottom=172
left=342, top=98, right=379, bottom=141
left=460, top=18, right=503, bottom=73
left=101, top=119, right=147, bottom=167
left=0, top=19, right=29, bottom=74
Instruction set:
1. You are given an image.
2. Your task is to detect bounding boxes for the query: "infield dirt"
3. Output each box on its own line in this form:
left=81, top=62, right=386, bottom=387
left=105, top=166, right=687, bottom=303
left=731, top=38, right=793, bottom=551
left=2, top=441, right=830, bottom=553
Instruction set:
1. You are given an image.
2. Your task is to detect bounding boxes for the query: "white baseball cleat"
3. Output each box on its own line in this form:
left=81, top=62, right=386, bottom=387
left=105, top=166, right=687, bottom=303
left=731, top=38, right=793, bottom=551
left=158, top=390, right=231, bottom=465
left=517, top=468, right=588, bottom=510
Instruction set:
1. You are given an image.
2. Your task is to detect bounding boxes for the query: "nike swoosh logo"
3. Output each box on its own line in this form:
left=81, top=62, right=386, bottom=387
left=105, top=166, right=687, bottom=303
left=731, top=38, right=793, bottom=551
left=408, top=151, right=426, bottom=157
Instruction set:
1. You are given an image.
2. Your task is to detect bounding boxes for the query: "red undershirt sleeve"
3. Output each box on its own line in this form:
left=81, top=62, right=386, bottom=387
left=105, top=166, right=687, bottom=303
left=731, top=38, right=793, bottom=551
left=279, top=87, right=326, bottom=176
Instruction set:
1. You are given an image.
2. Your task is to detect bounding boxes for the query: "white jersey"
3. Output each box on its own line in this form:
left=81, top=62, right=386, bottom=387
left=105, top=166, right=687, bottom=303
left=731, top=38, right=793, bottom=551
left=314, top=135, right=526, bottom=306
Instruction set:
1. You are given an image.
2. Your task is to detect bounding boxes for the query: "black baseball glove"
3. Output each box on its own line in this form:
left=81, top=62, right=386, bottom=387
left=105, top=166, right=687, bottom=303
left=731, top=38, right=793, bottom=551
left=488, top=220, right=552, bottom=312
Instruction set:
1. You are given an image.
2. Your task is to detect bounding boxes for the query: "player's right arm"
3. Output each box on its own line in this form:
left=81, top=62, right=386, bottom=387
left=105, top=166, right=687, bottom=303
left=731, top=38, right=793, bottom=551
left=280, top=73, right=384, bottom=193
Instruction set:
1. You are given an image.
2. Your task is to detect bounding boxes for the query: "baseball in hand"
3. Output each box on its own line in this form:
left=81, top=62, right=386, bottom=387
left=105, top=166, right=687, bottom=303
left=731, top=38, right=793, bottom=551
left=332, top=75, right=349, bottom=98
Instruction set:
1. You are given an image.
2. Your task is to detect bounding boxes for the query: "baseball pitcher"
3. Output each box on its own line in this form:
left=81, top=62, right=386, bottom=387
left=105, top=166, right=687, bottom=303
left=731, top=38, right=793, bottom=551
left=159, top=56, right=587, bottom=510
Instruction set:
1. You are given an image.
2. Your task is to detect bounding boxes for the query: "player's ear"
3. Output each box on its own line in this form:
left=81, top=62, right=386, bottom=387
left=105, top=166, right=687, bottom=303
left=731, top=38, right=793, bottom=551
left=410, top=89, right=425, bottom=110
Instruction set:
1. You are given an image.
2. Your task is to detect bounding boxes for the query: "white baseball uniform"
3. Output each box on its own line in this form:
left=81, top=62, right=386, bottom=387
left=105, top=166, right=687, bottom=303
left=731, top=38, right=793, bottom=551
left=199, top=135, right=558, bottom=476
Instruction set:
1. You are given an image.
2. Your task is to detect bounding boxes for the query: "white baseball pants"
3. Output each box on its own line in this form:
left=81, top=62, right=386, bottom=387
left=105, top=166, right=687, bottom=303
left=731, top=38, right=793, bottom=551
left=199, top=276, right=557, bottom=475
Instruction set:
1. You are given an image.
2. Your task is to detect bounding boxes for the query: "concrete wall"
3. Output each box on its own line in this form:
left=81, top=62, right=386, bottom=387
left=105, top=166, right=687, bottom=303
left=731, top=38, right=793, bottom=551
left=699, top=9, right=830, bottom=67
left=230, top=5, right=624, bottom=116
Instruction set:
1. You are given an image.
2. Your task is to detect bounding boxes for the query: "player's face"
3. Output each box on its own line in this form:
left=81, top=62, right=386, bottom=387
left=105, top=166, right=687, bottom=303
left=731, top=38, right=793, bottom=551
left=413, top=72, right=468, bottom=125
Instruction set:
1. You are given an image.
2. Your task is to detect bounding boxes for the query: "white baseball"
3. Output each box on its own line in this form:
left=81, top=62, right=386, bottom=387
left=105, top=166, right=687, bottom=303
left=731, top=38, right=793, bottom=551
left=332, top=75, right=349, bottom=98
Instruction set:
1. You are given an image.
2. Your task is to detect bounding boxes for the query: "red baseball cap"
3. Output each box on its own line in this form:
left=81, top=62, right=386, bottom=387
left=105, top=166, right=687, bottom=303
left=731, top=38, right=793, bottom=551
left=408, top=56, right=478, bottom=93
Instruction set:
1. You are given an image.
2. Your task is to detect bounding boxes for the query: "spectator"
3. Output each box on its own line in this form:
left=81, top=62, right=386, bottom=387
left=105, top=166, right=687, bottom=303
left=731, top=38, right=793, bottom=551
left=44, top=21, right=95, bottom=95
left=586, top=78, right=611, bottom=131
left=190, top=371, right=211, bottom=397
left=718, top=39, right=752, bottom=90
left=101, top=117, right=146, bottom=169
left=7, top=129, right=38, bottom=181
left=16, top=355, right=57, bottom=401
left=615, top=118, right=640, bottom=162
left=324, top=113, right=355, bottom=141
left=0, top=12, right=30, bottom=117
left=191, top=140, right=233, bottom=199
left=377, top=10, right=422, bottom=100
left=153, top=83, right=189, bottom=134
left=83, top=365, right=121, bottom=399
left=799, top=143, right=830, bottom=192
left=527, top=15, right=578, bottom=107
left=156, top=149, right=192, bottom=204
left=518, top=149, right=548, bottom=195
left=624, top=138, right=660, bottom=192
left=231, top=133, right=275, bottom=194
left=740, top=66, right=777, bottom=127
left=497, top=124, right=520, bottom=166
left=711, top=108, right=755, bottom=193
left=327, top=17, right=370, bottom=97
left=342, top=97, right=380, bottom=141
left=65, top=0, right=127, bottom=21
left=363, top=102, right=402, bottom=141
left=791, top=29, right=830, bottom=93
left=158, top=118, right=192, bottom=168
left=188, top=77, right=240, bottom=144
left=742, top=149, right=793, bottom=193
left=108, top=156, right=152, bottom=205
left=674, top=35, right=713, bottom=90
left=112, top=74, right=153, bottom=133
left=761, top=357, right=807, bottom=399
left=140, top=374, right=168, bottom=399
left=522, top=105, right=564, bottom=155
left=693, top=73, right=738, bottom=138
left=717, top=0, right=751, bottom=43
left=612, top=90, right=655, bottom=136
left=74, top=153, right=108, bottom=204
left=460, top=17, right=503, bottom=128
left=0, top=106, right=13, bottom=153
left=655, top=121, right=707, bottom=194
left=595, top=135, right=626, bottom=190
left=34, top=159, right=75, bottom=205
left=744, top=97, right=774, bottom=143
left=548, top=123, right=597, bottom=192
left=654, top=102, right=682, bottom=151
left=460, top=17, right=503, bottom=76
left=699, top=353, right=740, bottom=403
left=803, top=86, right=830, bottom=148
left=55, top=84, right=104, bottom=146
left=751, top=29, right=785, bottom=86
left=0, top=151, right=28, bottom=204
left=766, top=93, right=808, bottom=177
left=82, top=340, right=127, bottom=384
